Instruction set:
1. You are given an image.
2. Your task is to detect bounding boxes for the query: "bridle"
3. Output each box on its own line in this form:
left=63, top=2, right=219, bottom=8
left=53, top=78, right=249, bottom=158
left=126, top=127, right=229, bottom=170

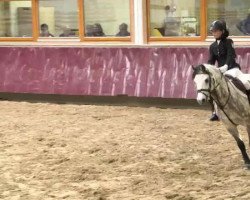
left=195, top=69, right=236, bottom=125
left=196, top=73, right=213, bottom=100
left=196, top=70, right=224, bottom=103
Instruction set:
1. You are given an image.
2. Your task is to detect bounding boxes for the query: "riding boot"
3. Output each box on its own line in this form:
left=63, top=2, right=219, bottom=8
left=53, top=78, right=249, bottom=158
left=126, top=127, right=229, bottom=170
left=210, top=113, right=219, bottom=121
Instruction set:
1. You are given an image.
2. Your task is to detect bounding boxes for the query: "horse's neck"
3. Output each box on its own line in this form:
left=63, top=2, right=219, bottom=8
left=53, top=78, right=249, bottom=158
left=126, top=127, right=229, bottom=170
left=211, top=73, right=228, bottom=102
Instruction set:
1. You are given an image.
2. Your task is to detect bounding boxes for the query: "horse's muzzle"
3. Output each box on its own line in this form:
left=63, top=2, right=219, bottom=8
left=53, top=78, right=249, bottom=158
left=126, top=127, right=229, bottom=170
left=197, top=93, right=207, bottom=105
left=197, top=98, right=206, bottom=105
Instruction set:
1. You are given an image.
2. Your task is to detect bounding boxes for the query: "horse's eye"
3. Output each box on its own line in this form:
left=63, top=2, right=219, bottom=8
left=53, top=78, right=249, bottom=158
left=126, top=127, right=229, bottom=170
left=205, top=78, right=209, bottom=84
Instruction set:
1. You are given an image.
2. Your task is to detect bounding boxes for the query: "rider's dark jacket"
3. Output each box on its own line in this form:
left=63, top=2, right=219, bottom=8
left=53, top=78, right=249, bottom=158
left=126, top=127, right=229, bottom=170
left=208, top=38, right=240, bottom=70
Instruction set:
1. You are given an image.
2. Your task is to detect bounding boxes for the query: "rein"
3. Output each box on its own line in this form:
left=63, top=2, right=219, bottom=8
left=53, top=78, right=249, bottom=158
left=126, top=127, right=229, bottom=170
left=212, top=73, right=231, bottom=110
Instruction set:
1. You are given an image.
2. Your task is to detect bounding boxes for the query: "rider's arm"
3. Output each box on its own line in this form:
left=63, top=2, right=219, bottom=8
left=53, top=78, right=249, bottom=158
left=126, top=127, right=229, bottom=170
left=219, top=64, right=228, bottom=73
left=208, top=45, right=216, bottom=65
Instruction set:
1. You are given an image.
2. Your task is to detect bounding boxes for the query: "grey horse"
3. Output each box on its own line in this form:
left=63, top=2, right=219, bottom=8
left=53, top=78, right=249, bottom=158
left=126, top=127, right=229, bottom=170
left=192, top=63, right=250, bottom=169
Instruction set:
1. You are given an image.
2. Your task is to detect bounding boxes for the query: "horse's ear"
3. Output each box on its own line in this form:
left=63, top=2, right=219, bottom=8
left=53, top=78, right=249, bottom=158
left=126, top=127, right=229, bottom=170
left=200, top=64, right=206, bottom=72
left=194, top=64, right=206, bottom=72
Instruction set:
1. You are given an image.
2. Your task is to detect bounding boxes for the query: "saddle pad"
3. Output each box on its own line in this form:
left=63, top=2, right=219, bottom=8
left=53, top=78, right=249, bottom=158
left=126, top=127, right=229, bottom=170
left=225, top=74, right=246, bottom=93
left=225, top=74, right=250, bottom=103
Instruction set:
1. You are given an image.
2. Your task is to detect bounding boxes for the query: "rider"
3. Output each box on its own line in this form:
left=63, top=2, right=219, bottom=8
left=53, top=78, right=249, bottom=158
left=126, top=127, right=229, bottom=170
left=207, top=20, right=250, bottom=121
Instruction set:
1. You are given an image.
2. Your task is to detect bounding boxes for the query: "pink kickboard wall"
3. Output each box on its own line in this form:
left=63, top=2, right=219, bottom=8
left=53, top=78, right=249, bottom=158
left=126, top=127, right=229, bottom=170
left=0, top=47, right=249, bottom=99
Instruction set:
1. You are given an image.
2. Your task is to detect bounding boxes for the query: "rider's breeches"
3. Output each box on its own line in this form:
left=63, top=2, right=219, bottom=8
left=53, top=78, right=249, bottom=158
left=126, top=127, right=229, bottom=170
left=224, top=68, right=250, bottom=90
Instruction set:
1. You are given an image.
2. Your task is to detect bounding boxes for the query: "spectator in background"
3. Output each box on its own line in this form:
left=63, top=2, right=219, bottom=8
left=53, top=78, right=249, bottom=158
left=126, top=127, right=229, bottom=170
left=236, top=14, right=250, bottom=35
left=93, top=23, right=105, bottom=37
left=163, top=5, right=180, bottom=36
left=40, top=23, right=54, bottom=37
left=164, top=5, right=172, bottom=18
left=59, top=26, right=75, bottom=37
left=116, top=23, right=130, bottom=36
left=85, top=24, right=94, bottom=36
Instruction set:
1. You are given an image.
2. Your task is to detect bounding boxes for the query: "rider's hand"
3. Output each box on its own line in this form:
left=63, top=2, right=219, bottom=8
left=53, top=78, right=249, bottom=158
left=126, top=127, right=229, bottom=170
left=219, top=64, right=228, bottom=73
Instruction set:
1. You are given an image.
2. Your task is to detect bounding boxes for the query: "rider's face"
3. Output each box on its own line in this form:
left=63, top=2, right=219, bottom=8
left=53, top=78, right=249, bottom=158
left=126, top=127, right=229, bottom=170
left=211, top=29, right=223, bottom=39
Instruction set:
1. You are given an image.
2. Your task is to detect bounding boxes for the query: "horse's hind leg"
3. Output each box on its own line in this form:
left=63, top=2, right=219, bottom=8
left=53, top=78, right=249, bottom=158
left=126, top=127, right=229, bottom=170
left=224, top=122, right=250, bottom=168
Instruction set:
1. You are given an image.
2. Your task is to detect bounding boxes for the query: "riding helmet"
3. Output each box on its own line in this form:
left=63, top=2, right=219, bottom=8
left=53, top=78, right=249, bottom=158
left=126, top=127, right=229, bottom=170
left=210, top=20, right=226, bottom=31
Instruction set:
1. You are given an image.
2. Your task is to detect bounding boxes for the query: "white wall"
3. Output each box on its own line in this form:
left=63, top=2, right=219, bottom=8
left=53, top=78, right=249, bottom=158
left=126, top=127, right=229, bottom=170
left=207, top=0, right=250, bottom=36
left=149, top=0, right=199, bottom=35
left=150, top=0, right=198, bottom=24
left=0, top=3, right=6, bottom=36
left=84, top=0, right=130, bottom=36
left=39, top=0, right=78, bottom=36
left=9, top=1, right=31, bottom=36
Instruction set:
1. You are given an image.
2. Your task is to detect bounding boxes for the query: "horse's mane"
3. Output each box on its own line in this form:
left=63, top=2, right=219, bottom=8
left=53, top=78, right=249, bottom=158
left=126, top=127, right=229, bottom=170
left=192, top=64, right=220, bottom=79
left=203, top=64, right=219, bottom=73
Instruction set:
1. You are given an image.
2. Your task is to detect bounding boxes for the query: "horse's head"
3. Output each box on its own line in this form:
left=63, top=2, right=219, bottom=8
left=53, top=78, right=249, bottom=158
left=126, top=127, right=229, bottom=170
left=192, top=64, right=219, bottom=105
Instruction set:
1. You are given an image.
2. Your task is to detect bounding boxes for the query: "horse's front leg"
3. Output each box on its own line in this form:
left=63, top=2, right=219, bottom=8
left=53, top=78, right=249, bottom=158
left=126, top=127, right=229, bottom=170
left=246, top=125, right=250, bottom=147
left=223, top=121, right=250, bottom=168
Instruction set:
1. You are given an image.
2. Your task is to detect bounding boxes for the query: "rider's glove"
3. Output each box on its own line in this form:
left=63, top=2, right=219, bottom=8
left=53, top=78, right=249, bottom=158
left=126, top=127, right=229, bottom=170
left=219, top=64, right=228, bottom=73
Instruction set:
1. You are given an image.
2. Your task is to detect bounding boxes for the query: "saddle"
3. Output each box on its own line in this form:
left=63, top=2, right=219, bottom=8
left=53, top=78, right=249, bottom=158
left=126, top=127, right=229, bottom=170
left=225, top=74, right=250, bottom=103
